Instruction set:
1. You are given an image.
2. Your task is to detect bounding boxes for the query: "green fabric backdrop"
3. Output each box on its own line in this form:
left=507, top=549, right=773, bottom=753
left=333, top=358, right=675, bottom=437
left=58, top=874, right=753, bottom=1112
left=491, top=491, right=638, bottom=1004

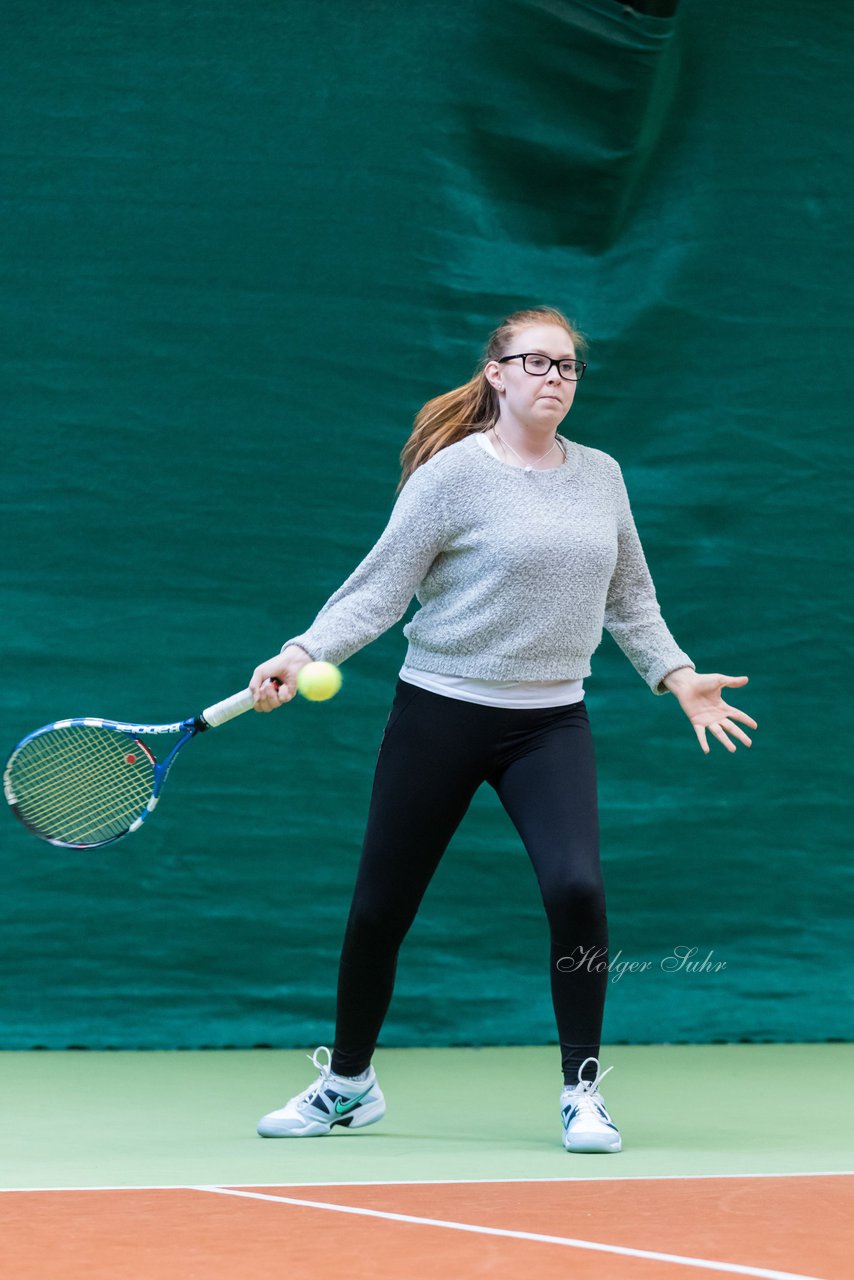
left=1, top=0, right=850, bottom=1048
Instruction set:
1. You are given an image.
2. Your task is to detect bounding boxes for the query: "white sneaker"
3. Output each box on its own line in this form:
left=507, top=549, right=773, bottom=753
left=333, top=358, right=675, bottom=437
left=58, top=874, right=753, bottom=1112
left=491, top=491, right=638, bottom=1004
left=257, top=1045, right=386, bottom=1138
left=561, top=1056, right=622, bottom=1153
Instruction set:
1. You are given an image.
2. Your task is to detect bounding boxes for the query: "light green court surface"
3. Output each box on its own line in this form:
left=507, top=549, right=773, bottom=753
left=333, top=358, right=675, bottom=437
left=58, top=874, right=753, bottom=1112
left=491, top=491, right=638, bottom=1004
left=1, top=1044, right=850, bottom=1191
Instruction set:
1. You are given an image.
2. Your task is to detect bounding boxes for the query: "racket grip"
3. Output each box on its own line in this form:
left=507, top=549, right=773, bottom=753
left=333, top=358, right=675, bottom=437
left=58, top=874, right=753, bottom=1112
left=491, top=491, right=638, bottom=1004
left=201, top=689, right=255, bottom=728
left=201, top=679, right=282, bottom=729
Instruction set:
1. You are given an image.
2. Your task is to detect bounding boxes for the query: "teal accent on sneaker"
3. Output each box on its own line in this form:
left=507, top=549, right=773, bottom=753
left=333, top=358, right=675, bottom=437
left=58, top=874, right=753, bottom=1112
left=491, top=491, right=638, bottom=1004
left=333, top=1088, right=375, bottom=1115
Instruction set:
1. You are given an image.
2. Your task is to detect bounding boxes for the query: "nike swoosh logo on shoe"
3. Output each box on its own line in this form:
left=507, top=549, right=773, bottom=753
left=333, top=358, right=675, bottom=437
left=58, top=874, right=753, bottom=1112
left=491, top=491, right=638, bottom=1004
left=563, top=1103, right=618, bottom=1130
left=333, top=1088, right=373, bottom=1115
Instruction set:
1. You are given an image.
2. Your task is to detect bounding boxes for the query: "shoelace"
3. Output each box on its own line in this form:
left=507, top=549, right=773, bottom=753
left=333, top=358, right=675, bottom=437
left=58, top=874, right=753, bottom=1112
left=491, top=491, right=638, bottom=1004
left=562, top=1056, right=614, bottom=1118
left=297, top=1044, right=333, bottom=1108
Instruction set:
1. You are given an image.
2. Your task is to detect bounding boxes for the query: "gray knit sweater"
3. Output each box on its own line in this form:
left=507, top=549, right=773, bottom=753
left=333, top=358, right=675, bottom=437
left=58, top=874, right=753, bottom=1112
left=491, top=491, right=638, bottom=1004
left=282, top=432, right=695, bottom=695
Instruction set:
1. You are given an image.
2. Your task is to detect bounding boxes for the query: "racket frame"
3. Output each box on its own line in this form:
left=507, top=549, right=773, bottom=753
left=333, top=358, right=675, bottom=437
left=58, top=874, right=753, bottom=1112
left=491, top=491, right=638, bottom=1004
left=4, top=686, right=262, bottom=849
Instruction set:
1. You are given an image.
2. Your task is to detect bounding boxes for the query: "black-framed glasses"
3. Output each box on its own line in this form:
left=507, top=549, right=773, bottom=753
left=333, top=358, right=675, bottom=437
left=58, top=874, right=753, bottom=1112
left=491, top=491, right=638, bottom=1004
left=498, top=352, right=587, bottom=381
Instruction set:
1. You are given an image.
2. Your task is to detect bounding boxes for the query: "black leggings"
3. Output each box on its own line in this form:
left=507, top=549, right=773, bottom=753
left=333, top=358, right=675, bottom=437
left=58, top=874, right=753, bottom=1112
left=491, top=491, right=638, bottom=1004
left=330, top=677, right=609, bottom=1086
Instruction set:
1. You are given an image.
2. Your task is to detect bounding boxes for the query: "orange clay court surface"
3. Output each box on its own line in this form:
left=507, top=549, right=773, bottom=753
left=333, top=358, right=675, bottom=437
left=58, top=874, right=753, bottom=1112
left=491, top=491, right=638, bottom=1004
left=1, top=1176, right=852, bottom=1279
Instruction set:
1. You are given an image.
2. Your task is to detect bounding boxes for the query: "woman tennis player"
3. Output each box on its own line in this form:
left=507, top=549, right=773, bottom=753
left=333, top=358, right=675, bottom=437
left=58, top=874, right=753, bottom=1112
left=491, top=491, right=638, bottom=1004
left=248, top=305, right=757, bottom=1154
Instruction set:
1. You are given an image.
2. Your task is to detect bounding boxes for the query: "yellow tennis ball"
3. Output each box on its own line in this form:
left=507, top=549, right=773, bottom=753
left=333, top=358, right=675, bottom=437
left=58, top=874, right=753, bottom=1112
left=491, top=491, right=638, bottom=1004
left=296, top=661, right=343, bottom=702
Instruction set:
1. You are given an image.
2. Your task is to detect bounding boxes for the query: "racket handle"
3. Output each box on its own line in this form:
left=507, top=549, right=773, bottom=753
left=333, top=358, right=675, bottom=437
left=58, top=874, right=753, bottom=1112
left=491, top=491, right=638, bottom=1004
left=201, top=688, right=254, bottom=727
left=201, top=679, right=281, bottom=729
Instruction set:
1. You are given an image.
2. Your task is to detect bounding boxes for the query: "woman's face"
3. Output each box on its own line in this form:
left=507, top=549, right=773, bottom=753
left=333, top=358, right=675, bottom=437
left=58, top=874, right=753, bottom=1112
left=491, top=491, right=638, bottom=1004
left=485, top=324, right=580, bottom=430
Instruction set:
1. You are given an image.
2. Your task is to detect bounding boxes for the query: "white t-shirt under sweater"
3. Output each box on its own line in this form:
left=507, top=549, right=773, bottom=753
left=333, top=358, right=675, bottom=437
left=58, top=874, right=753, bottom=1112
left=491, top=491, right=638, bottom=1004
left=282, top=429, right=695, bottom=709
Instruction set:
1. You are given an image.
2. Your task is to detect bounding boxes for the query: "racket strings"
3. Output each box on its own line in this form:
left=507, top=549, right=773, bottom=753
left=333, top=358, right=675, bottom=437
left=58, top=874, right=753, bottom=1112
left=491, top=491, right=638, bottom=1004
left=7, top=726, right=156, bottom=845
left=10, top=731, right=153, bottom=842
left=9, top=733, right=151, bottom=841
left=14, top=730, right=153, bottom=836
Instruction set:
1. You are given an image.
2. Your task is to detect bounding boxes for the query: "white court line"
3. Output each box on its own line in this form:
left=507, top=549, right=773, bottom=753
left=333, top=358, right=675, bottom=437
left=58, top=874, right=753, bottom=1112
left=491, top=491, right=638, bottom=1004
left=0, top=1169, right=851, bottom=1193
left=192, top=1184, right=830, bottom=1280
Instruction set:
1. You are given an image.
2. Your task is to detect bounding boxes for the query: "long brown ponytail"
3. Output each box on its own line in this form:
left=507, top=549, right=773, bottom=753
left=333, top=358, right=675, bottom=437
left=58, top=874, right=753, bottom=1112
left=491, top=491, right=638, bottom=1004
left=396, top=306, right=587, bottom=494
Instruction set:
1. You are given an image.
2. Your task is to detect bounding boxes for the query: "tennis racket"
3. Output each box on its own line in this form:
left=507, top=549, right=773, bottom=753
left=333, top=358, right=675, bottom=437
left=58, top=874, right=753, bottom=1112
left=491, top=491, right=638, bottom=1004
left=4, top=681, right=280, bottom=849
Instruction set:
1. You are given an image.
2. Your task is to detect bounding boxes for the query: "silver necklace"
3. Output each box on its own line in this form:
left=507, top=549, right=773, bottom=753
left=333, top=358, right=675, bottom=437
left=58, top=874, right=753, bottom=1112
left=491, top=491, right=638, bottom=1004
left=491, top=426, right=567, bottom=473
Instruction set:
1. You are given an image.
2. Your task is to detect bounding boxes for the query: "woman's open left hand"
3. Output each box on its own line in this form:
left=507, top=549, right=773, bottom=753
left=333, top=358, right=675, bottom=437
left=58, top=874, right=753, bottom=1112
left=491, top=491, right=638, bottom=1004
left=665, top=671, right=758, bottom=755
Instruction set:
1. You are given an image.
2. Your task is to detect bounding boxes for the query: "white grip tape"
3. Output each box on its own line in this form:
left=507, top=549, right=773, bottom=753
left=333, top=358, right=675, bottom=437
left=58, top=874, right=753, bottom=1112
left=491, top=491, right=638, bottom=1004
left=201, top=687, right=256, bottom=728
